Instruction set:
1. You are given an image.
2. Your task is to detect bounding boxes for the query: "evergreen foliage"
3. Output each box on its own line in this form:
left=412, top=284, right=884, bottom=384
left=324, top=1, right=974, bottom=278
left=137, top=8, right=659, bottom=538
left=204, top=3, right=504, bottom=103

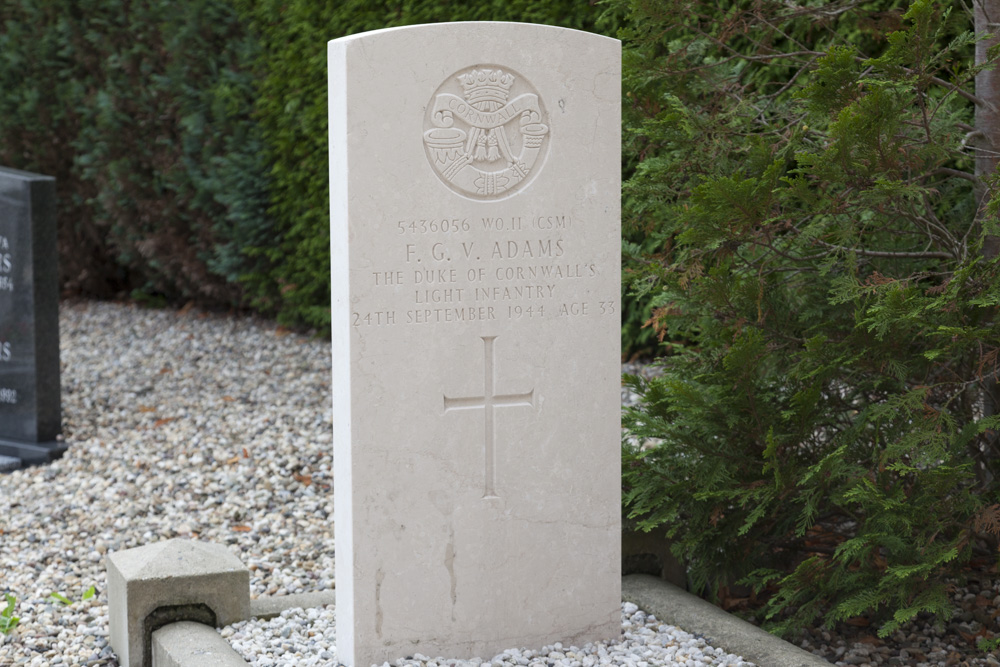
left=231, top=0, right=618, bottom=328
left=0, top=0, right=617, bottom=326
left=0, top=0, right=269, bottom=304
left=618, top=0, right=1000, bottom=636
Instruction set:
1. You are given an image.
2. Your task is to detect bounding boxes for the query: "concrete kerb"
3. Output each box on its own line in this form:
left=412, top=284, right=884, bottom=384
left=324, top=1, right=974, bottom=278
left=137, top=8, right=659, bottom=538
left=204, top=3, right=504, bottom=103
left=138, top=578, right=831, bottom=667
left=111, top=540, right=829, bottom=666
left=249, top=589, right=338, bottom=620
left=107, top=539, right=251, bottom=667
left=622, top=574, right=833, bottom=667
left=106, top=538, right=339, bottom=667
left=147, top=591, right=339, bottom=667
left=152, top=622, right=251, bottom=667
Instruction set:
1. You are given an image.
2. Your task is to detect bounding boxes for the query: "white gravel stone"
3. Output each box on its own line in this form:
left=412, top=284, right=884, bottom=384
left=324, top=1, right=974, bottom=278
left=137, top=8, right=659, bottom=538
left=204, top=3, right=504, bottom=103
left=223, top=603, right=755, bottom=667
left=0, top=301, right=334, bottom=666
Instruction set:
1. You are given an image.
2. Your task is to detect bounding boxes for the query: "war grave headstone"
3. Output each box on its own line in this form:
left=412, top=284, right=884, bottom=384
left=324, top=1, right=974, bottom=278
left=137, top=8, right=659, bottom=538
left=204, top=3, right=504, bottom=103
left=329, top=22, right=621, bottom=667
left=0, top=166, right=63, bottom=471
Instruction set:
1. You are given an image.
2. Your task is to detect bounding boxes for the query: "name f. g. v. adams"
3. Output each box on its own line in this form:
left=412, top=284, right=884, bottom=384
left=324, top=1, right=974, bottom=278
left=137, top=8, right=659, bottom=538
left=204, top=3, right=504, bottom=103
left=406, top=239, right=565, bottom=263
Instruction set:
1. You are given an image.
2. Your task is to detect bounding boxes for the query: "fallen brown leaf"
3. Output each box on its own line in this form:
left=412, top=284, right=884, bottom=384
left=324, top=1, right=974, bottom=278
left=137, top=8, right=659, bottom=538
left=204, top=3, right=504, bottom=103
left=959, top=627, right=989, bottom=642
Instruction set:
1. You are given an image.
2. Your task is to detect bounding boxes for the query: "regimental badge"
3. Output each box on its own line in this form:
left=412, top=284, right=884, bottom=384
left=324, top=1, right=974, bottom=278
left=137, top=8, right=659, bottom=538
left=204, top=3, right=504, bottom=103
left=424, top=65, right=550, bottom=200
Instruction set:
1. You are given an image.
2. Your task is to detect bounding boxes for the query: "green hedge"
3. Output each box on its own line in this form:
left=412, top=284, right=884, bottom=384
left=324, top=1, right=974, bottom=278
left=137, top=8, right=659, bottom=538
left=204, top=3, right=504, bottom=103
left=0, top=0, right=270, bottom=305
left=0, top=0, right=618, bottom=328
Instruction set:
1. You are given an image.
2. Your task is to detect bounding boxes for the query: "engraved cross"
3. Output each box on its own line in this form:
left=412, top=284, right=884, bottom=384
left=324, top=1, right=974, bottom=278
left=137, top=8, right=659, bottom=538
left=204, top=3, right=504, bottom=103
left=443, top=335, right=535, bottom=499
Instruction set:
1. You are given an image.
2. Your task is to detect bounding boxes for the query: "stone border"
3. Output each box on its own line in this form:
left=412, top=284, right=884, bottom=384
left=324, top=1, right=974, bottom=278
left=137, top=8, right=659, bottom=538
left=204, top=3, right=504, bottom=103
left=249, top=589, right=337, bottom=620
left=152, top=621, right=249, bottom=667
left=107, top=539, right=250, bottom=667
left=114, top=540, right=828, bottom=666
left=621, top=574, right=832, bottom=666
left=147, top=592, right=339, bottom=667
left=152, top=579, right=829, bottom=667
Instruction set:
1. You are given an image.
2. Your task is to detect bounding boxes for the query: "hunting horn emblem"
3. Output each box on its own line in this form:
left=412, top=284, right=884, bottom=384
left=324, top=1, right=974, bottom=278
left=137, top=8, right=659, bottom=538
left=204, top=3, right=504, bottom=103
left=423, top=66, right=550, bottom=200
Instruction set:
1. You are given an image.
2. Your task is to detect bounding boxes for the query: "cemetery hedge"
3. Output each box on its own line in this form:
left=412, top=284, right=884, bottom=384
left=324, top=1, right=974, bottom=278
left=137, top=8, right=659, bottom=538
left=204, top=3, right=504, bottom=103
left=0, top=0, right=271, bottom=304
left=0, top=0, right=619, bottom=328
left=619, top=0, right=1000, bottom=639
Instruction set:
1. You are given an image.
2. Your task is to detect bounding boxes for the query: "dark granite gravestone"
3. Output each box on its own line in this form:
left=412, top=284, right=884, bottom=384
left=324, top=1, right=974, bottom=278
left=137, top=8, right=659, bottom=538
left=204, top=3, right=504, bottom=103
left=0, top=166, right=64, bottom=470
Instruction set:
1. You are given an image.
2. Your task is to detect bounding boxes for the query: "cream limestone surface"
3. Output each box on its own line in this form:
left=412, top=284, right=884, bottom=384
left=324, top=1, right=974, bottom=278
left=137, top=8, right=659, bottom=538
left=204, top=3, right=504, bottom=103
left=329, top=22, right=621, bottom=667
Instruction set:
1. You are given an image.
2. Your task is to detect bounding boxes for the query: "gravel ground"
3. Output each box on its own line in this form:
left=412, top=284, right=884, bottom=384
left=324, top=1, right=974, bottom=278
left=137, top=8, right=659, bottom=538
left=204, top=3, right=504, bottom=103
left=222, top=603, right=753, bottom=666
left=0, top=300, right=996, bottom=666
left=1, top=301, right=335, bottom=665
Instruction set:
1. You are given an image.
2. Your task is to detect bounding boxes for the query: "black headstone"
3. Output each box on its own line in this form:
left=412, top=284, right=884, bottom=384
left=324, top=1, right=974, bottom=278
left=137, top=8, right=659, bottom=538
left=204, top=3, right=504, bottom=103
left=0, top=166, right=64, bottom=468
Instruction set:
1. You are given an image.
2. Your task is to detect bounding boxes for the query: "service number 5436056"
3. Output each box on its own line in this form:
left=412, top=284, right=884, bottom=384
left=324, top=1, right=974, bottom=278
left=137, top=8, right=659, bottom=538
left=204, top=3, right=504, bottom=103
left=397, top=218, right=470, bottom=234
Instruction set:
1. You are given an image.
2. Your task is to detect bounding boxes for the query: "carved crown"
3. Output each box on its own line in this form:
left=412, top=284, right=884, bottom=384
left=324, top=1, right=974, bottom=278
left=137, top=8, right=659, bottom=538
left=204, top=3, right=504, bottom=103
left=458, top=69, right=515, bottom=106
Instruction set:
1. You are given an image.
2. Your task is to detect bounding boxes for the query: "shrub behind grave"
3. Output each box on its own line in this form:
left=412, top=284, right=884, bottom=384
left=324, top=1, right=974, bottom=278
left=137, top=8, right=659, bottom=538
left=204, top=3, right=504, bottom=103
left=619, top=0, right=1000, bottom=636
left=1, top=0, right=624, bottom=331
left=0, top=0, right=271, bottom=305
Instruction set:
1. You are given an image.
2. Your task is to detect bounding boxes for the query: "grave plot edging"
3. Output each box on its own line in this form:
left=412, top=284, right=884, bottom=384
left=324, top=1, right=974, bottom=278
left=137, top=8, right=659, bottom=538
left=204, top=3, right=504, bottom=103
left=152, top=621, right=250, bottom=667
left=248, top=589, right=337, bottom=620
left=621, top=574, right=833, bottom=667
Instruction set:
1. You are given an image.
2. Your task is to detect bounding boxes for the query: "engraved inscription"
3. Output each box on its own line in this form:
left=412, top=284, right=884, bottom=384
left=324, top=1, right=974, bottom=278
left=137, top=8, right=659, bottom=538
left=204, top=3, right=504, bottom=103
left=443, top=335, right=535, bottom=499
left=0, top=232, right=14, bottom=405
left=424, top=66, right=549, bottom=200
left=350, top=211, right=616, bottom=327
left=0, top=235, right=12, bottom=292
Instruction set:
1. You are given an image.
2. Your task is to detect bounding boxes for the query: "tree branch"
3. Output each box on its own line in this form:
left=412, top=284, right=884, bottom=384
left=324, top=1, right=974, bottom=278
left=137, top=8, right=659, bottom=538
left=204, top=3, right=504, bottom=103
left=813, top=240, right=955, bottom=259
left=935, top=167, right=980, bottom=184
left=928, top=74, right=989, bottom=109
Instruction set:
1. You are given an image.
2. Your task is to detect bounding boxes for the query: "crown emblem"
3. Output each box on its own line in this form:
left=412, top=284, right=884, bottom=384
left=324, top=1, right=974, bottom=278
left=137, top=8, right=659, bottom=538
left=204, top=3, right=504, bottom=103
left=458, top=69, right=515, bottom=111
left=425, top=64, right=549, bottom=199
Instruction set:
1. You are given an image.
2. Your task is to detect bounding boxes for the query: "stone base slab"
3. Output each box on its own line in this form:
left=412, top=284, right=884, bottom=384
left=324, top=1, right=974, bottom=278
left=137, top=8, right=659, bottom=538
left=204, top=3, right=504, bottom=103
left=0, top=438, right=67, bottom=468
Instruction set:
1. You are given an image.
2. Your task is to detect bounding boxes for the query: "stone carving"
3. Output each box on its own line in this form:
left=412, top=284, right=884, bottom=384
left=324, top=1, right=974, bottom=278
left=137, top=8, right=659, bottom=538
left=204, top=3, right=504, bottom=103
left=424, top=65, right=549, bottom=200
left=443, top=335, right=535, bottom=499
left=329, top=23, right=622, bottom=666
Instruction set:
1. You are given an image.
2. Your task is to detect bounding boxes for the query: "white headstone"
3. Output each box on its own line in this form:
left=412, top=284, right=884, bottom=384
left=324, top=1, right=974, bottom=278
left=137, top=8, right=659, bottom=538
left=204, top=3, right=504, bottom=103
left=330, top=22, right=621, bottom=667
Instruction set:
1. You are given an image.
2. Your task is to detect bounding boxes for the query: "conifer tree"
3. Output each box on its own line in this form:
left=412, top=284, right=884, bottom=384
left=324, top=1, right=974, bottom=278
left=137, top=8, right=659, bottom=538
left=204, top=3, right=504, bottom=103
left=620, top=0, right=1000, bottom=635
